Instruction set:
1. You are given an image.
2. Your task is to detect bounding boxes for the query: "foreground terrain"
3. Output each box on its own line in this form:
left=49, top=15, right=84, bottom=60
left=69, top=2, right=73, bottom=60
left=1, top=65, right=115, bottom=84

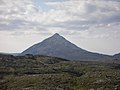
left=0, top=54, right=120, bottom=90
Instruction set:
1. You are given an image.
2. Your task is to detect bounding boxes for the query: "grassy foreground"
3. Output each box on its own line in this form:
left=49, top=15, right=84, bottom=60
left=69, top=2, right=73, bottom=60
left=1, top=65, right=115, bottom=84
left=0, top=54, right=120, bottom=90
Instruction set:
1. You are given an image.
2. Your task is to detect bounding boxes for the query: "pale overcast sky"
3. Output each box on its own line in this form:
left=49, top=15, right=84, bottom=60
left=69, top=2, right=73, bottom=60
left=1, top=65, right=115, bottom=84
left=0, top=0, right=120, bottom=55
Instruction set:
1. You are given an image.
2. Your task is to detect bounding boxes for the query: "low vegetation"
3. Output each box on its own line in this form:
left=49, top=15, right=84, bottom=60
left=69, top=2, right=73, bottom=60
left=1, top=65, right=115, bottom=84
left=0, top=54, right=120, bottom=90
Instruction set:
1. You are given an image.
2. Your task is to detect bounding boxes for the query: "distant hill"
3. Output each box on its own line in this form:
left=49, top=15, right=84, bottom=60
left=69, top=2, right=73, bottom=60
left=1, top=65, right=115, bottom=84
left=0, top=52, right=20, bottom=56
left=20, top=33, right=111, bottom=60
left=0, top=54, right=68, bottom=68
left=113, top=53, right=120, bottom=59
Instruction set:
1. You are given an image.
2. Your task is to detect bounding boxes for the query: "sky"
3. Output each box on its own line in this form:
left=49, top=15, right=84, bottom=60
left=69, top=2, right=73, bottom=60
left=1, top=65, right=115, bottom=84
left=0, top=0, right=120, bottom=55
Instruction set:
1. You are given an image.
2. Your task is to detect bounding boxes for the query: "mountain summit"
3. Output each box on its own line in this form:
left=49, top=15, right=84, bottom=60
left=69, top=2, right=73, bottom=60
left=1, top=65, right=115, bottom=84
left=44, top=33, right=67, bottom=43
left=52, top=33, right=61, bottom=37
left=21, top=33, right=110, bottom=60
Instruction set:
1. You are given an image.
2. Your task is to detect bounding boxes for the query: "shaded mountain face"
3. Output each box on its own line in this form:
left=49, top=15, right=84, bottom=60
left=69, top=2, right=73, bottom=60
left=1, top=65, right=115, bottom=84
left=20, top=33, right=110, bottom=60
left=113, top=53, right=120, bottom=59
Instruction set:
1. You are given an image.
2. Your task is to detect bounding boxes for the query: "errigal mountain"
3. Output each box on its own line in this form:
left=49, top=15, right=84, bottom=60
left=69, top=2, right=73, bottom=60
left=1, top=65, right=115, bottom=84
left=20, top=33, right=110, bottom=60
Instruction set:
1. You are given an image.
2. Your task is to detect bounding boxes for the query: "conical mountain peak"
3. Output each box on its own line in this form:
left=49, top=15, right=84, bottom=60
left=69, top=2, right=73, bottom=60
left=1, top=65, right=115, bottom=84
left=49, top=33, right=66, bottom=42
left=21, top=33, right=110, bottom=60
left=53, top=33, right=60, bottom=36
left=51, top=33, right=62, bottom=38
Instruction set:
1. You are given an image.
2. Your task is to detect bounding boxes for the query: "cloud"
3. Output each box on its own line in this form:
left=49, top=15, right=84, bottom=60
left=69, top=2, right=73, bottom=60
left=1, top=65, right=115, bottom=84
left=0, top=0, right=120, bottom=54
left=0, top=0, right=120, bottom=33
left=43, top=0, right=120, bottom=38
